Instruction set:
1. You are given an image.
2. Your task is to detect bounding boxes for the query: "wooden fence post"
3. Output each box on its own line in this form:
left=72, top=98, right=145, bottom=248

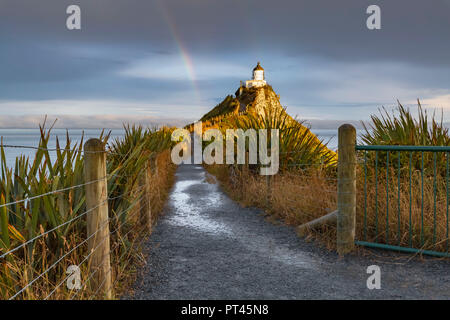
left=84, top=138, right=112, bottom=299
left=140, top=160, right=152, bottom=232
left=337, top=124, right=357, bottom=255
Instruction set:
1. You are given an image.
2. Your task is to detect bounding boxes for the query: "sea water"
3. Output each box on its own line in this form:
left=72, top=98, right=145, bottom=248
left=0, top=128, right=125, bottom=168
left=310, top=129, right=338, bottom=151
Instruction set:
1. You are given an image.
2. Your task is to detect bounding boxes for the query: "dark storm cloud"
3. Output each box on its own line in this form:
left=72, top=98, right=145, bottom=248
left=2, top=0, right=450, bottom=63
left=0, top=40, right=127, bottom=83
left=1, top=0, right=450, bottom=125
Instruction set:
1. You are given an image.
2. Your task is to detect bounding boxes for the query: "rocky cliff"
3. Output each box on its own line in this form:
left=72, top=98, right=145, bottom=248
left=199, top=85, right=284, bottom=123
left=185, top=83, right=336, bottom=165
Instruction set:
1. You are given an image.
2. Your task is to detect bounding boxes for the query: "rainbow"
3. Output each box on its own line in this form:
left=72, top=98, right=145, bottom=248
left=155, top=0, right=201, bottom=102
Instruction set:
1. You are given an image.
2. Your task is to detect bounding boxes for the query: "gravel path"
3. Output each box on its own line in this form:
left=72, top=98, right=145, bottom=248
left=126, top=164, right=449, bottom=300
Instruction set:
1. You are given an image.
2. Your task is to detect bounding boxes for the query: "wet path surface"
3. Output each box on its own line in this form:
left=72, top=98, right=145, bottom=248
left=127, top=164, right=449, bottom=299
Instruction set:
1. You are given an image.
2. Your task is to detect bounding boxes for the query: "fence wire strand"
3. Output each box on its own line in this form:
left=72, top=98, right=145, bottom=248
left=18, top=191, right=146, bottom=300
left=0, top=139, right=162, bottom=299
left=68, top=197, right=149, bottom=300
left=0, top=199, right=107, bottom=259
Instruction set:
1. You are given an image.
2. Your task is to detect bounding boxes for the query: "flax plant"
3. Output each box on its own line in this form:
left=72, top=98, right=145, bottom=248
left=0, top=122, right=175, bottom=299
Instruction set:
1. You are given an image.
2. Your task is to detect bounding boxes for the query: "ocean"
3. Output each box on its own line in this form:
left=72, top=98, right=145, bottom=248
left=311, top=129, right=338, bottom=151
left=0, top=128, right=339, bottom=168
left=0, top=128, right=125, bottom=169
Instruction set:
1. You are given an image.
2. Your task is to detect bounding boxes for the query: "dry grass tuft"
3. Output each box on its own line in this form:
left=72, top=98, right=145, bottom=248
left=112, top=150, right=176, bottom=298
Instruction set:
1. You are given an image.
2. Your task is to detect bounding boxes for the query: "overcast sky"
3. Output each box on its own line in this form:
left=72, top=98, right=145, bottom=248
left=1, top=0, right=450, bottom=128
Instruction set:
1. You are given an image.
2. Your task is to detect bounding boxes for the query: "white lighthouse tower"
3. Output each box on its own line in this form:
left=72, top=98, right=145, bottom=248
left=245, top=62, right=267, bottom=88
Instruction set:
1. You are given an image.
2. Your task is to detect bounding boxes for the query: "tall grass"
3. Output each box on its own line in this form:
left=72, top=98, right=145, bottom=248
left=361, top=100, right=450, bottom=146
left=205, top=103, right=339, bottom=247
left=361, top=101, right=450, bottom=171
left=359, top=102, right=450, bottom=253
left=0, top=123, right=175, bottom=299
left=356, top=164, right=449, bottom=253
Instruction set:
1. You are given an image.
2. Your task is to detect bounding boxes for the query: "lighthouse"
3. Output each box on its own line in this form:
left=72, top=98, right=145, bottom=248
left=245, top=62, right=267, bottom=88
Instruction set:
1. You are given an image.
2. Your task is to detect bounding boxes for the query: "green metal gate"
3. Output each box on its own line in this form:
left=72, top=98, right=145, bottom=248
left=355, top=145, right=449, bottom=258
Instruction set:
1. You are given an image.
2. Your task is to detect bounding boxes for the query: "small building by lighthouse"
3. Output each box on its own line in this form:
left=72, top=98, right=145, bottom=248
left=245, top=62, right=267, bottom=88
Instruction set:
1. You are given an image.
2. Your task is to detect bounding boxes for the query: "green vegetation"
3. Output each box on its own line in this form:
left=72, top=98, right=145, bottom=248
left=208, top=96, right=449, bottom=255
left=205, top=98, right=338, bottom=247
left=220, top=104, right=337, bottom=171
left=358, top=101, right=449, bottom=252
left=200, top=95, right=239, bottom=122
left=361, top=100, right=450, bottom=146
left=0, top=122, right=175, bottom=299
left=361, top=101, right=450, bottom=171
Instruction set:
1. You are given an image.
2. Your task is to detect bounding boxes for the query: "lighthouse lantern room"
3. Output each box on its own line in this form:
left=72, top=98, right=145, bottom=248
left=245, top=62, right=267, bottom=88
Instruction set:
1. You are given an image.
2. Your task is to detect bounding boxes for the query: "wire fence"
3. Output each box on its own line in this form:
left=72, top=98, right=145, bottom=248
left=5, top=126, right=448, bottom=299
left=47, top=195, right=150, bottom=300
left=0, top=141, right=163, bottom=300
left=73, top=201, right=151, bottom=300
left=355, top=145, right=450, bottom=257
